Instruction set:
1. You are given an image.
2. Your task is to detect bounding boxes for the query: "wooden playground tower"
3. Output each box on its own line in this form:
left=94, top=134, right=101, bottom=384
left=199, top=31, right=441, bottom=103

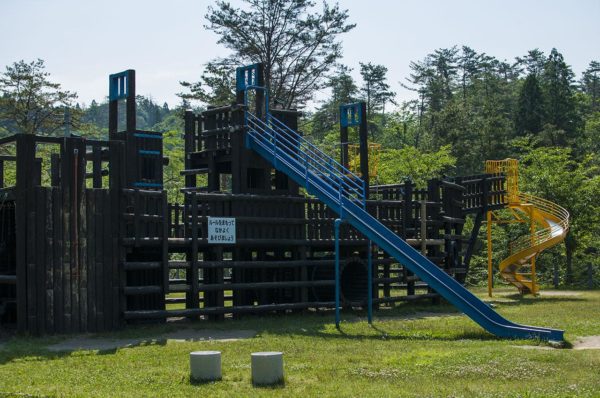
left=0, top=66, right=512, bottom=335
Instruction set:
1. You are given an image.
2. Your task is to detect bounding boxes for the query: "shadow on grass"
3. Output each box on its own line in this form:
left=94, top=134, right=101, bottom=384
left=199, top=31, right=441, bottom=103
left=0, top=293, right=576, bottom=364
left=485, top=295, right=586, bottom=306
left=323, top=323, right=498, bottom=343
left=189, top=376, right=223, bottom=385
left=0, top=337, right=168, bottom=365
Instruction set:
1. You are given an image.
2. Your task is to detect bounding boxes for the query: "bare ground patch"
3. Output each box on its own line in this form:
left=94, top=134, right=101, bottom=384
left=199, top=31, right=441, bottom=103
left=540, top=291, right=583, bottom=297
left=573, top=335, right=600, bottom=350
left=46, top=329, right=256, bottom=352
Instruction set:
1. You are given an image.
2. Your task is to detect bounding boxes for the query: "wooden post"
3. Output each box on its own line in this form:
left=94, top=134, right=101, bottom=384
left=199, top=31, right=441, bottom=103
left=92, top=145, right=102, bottom=188
left=51, top=153, right=60, bottom=186
left=15, top=134, right=36, bottom=332
left=340, top=125, right=349, bottom=170
left=126, top=70, right=136, bottom=133
left=255, top=63, right=265, bottom=118
left=183, top=111, right=196, bottom=189
left=358, top=102, right=369, bottom=197
left=187, top=193, right=200, bottom=313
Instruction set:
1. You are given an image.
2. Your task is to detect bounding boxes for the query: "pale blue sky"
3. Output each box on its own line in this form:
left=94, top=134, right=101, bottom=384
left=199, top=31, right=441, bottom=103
left=1, top=0, right=598, bottom=108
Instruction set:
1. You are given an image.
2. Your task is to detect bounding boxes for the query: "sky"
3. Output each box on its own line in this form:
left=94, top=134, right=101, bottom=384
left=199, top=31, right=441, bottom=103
left=1, top=0, right=598, bottom=109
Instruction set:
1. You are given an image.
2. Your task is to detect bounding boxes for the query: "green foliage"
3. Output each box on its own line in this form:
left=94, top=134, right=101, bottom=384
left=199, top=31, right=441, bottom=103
left=377, top=145, right=456, bottom=188
left=520, top=147, right=600, bottom=285
left=580, top=61, right=600, bottom=112
left=0, top=59, right=78, bottom=135
left=310, top=65, right=358, bottom=139
left=515, top=73, right=544, bottom=135
left=359, top=62, right=396, bottom=128
left=179, top=62, right=236, bottom=107
left=162, top=129, right=186, bottom=204
left=81, top=96, right=172, bottom=132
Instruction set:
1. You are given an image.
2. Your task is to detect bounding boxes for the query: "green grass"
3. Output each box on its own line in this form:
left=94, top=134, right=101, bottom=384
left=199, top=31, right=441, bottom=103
left=1, top=288, right=600, bottom=397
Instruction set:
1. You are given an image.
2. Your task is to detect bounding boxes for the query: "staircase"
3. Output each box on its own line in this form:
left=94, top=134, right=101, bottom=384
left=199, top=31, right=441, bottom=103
left=245, top=111, right=564, bottom=341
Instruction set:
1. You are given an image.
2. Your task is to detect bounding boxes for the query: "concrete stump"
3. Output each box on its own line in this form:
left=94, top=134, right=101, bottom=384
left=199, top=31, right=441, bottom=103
left=190, top=351, right=221, bottom=382
left=251, top=351, right=284, bottom=385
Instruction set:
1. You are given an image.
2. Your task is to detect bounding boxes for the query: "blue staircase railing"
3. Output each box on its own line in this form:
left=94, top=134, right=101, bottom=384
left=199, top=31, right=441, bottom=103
left=246, top=112, right=365, bottom=209
left=244, top=110, right=564, bottom=342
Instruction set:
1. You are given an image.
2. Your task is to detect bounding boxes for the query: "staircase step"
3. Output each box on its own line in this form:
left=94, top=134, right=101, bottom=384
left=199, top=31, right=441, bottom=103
left=180, top=168, right=209, bottom=176
left=180, top=187, right=210, bottom=193
left=122, top=262, right=162, bottom=271
left=0, top=275, right=16, bottom=284
left=124, top=286, right=162, bottom=295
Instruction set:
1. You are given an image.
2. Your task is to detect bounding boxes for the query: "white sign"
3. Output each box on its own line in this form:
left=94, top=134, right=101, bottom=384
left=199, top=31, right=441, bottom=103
left=207, top=217, right=236, bottom=244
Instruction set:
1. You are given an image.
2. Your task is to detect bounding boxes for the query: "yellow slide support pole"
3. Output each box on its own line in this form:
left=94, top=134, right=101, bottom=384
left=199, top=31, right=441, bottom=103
left=530, top=208, right=537, bottom=295
left=487, top=210, right=493, bottom=297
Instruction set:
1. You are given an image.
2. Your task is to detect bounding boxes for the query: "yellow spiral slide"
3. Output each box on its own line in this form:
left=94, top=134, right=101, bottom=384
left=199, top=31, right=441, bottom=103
left=485, top=160, right=570, bottom=295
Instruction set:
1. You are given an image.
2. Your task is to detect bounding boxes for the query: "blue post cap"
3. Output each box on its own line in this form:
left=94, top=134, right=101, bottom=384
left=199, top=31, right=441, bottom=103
left=340, top=103, right=362, bottom=127
left=109, top=70, right=132, bottom=101
left=236, top=64, right=261, bottom=91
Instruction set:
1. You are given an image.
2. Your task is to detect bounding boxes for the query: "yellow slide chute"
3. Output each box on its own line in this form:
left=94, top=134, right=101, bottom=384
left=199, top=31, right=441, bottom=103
left=485, top=159, right=569, bottom=295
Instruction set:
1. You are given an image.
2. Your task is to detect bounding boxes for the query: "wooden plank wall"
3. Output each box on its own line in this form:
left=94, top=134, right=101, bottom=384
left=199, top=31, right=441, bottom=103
left=18, top=186, right=118, bottom=334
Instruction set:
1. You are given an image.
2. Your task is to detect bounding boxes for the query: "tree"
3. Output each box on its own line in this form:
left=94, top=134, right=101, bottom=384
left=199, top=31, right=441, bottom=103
left=405, top=47, right=458, bottom=140
left=580, top=61, right=600, bottom=112
left=359, top=62, right=396, bottom=122
left=200, top=0, right=355, bottom=108
left=179, top=62, right=236, bottom=106
left=377, top=145, right=456, bottom=188
left=0, top=59, right=78, bottom=135
left=540, top=48, right=579, bottom=144
left=310, top=65, right=358, bottom=137
left=515, top=73, right=544, bottom=135
left=457, top=46, right=482, bottom=101
left=515, top=49, right=546, bottom=76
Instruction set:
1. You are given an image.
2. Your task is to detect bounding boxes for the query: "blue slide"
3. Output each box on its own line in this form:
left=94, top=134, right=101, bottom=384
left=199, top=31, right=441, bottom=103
left=245, top=112, right=564, bottom=341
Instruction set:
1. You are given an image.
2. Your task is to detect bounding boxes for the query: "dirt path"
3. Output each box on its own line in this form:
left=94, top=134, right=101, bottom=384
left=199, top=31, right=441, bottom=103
left=46, top=329, right=256, bottom=352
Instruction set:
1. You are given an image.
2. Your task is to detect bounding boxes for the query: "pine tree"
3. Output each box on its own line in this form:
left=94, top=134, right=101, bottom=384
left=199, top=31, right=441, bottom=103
left=311, top=65, right=358, bottom=137
left=179, top=62, right=236, bottom=106
left=360, top=62, right=396, bottom=115
left=515, top=73, right=544, bottom=135
left=516, top=49, right=546, bottom=76
left=540, top=48, right=579, bottom=144
left=580, top=61, right=600, bottom=112
left=0, top=59, right=78, bottom=135
left=200, top=0, right=355, bottom=108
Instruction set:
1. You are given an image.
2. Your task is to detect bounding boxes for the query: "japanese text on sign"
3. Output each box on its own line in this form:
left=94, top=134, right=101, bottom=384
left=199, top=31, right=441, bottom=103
left=207, top=217, right=236, bottom=244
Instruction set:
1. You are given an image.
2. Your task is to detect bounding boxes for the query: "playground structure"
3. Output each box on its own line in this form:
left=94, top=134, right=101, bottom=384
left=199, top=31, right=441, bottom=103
left=0, top=64, right=565, bottom=340
left=485, top=159, right=570, bottom=295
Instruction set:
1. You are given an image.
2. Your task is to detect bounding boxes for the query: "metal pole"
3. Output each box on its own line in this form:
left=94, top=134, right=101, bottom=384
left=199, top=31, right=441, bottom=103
left=487, top=210, right=493, bottom=297
left=367, top=240, right=373, bottom=324
left=334, top=218, right=342, bottom=329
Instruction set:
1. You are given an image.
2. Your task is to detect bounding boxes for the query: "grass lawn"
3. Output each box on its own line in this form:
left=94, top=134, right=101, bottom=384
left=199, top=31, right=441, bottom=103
left=0, top=288, right=599, bottom=397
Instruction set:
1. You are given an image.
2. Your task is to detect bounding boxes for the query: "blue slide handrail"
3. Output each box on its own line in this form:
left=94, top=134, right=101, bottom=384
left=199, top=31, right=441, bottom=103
left=245, top=110, right=564, bottom=341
